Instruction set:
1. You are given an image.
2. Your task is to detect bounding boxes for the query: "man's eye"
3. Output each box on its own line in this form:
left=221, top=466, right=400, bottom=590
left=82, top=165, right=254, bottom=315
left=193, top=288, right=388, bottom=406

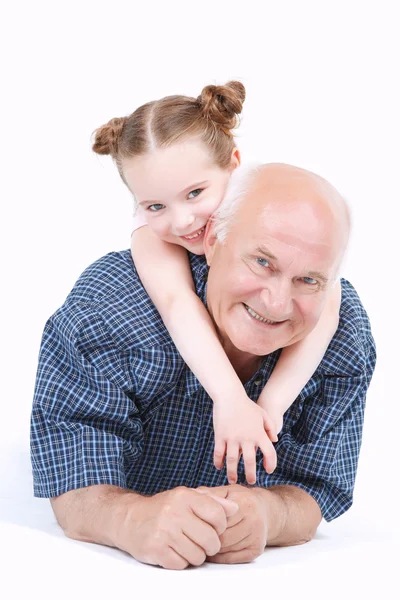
left=256, top=257, right=270, bottom=268
left=302, top=277, right=318, bottom=285
left=147, top=204, right=165, bottom=212
left=187, top=188, right=203, bottom=199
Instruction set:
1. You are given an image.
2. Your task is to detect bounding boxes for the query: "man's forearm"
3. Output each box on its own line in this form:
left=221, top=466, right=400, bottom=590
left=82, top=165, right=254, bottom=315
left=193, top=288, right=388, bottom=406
left=50, top=484, right=142, bottom=550
left=255, top=485, right=322, bottom=546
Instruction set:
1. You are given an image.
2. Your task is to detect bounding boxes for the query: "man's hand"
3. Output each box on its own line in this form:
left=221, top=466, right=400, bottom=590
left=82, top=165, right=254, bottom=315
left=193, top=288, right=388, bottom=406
left=196, top=484, right=268, bottom=564
left=117, top=486, right=239, bottom=570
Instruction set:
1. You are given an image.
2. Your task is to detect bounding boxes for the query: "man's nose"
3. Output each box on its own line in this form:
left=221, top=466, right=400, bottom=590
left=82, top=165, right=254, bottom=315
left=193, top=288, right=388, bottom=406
left=260, top=279, right=293, bottom=318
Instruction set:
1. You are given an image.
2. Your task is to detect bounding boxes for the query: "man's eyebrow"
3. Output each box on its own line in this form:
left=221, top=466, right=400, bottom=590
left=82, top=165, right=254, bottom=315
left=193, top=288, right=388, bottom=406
left=307, top=271, right=329, bottom=284
left=255, top=246, right=278, bottom=261
left=255, top=246, right=329, bottom=283
left=138, top=181, right=209, bottom=205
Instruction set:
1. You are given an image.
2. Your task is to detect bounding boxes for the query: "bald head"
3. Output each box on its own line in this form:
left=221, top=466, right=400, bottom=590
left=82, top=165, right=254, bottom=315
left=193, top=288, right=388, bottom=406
left=255, top=163, right=349, bottom=231
left=214, top=162, right=350, bottom=278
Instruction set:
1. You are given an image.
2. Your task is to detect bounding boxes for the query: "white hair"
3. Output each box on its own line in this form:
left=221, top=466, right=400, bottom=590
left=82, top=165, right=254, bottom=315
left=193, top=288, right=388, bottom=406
left=213, top=162, right=262, bottom=242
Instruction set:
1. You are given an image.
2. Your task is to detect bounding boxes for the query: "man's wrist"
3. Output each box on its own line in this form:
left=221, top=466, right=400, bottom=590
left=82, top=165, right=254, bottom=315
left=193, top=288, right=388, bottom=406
left=252, top=484, right=322, bottom=547
left=109, top=490, right=147, bottom=552
left=252, top=486, right=288, bottom=546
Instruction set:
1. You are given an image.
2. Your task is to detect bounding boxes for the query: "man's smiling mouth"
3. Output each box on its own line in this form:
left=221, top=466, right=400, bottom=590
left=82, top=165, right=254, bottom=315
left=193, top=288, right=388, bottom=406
left=243, top=304, right=286, bottom=325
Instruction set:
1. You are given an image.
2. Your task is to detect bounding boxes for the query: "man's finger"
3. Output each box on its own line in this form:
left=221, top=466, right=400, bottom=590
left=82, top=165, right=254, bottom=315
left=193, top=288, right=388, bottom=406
left=194, top=486, right=229, bottom=498
left=181, top=517, right=221, bottom=558
left=156, top=547, right=190, bottom=570
left=168, top=530, right=208, bottom=566
left=193, top=490, right=239, bottom=518
left=218, top=531, right=251, bottom=553
left=189, top=493, right=238, bottom=536
left=210, top=496, right=239, bottom=517
left=206, top=547, right=257, bottom=564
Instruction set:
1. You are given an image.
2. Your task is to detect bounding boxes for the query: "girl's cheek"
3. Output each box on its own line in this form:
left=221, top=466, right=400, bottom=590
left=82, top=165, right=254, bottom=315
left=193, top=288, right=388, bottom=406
left=197, top=202, right=215, bottom=220
left=209, top=195, right=224, bottom=215
left=152, top=218, right=170, bottom=237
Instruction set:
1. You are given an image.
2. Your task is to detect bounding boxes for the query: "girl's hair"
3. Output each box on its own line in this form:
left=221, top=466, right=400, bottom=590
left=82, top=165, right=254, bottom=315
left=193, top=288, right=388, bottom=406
left=92, top=81, right=246, bottom=184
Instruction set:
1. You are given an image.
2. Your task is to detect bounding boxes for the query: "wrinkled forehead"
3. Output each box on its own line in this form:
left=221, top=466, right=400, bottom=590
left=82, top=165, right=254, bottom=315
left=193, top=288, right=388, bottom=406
left=230, top=186, right=345, bottom=271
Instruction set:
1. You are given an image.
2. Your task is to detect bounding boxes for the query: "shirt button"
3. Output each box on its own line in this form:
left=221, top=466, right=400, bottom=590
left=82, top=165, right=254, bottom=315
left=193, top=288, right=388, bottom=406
left=254, top=380, right=262, bottom=386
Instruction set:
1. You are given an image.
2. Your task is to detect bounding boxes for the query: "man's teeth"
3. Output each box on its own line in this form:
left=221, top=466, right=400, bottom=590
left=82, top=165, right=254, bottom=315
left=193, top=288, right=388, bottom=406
left=184, top=227, right=205, bottom=240
left=245, top=305, right=277, bottom=324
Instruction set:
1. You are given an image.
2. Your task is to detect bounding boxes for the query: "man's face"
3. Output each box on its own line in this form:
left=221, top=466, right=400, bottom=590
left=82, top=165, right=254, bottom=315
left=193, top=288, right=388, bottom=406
left=205, top=178, right=343, bottom=356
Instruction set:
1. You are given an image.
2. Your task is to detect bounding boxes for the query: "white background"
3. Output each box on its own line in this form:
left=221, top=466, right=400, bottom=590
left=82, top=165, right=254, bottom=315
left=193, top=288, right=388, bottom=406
left=0, top=0, right=398, bottom=596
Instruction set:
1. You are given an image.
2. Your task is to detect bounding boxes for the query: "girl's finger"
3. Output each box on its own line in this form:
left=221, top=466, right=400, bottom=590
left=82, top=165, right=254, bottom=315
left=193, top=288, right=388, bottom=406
left=263, top=414, right=278, bottom=443
left=241, top=441, right=257, bottom=485
left=226, top=442, right=240, bottom=485
left=261, top=440, right=277, bottom=474
left=213, top=438, right=226, bottom=470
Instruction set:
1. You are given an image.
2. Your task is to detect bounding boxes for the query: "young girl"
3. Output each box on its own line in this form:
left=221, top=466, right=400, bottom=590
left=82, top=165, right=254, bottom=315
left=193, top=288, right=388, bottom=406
left=92, top=81, right=340, bottom=486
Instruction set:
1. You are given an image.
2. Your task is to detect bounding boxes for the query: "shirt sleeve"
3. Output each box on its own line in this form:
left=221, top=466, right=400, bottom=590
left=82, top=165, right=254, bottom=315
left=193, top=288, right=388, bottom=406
left=259, top=291, right=376, bottom=522
left=30, top=300, right=143, bottom=498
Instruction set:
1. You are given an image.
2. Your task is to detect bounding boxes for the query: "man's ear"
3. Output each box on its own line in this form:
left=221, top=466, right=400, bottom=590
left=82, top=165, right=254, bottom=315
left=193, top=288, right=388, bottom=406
left=203, top=217, right=218, bottom=266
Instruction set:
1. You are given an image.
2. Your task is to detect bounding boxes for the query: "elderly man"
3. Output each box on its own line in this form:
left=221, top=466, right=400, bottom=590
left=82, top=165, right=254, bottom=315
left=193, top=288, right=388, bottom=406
left=31, top=163, right=375, bottom=569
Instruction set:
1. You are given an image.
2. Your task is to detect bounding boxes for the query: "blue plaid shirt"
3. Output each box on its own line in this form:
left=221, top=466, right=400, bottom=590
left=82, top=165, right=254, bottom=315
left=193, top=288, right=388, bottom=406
left=31, top=250, right=376, bottom=522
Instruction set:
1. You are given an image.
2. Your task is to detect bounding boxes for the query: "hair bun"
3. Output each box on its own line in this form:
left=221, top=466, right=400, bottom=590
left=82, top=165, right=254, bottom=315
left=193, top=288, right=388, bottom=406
left=92, top=117, right=127, bottom=156
left=198, top=81, right=246, bottom=131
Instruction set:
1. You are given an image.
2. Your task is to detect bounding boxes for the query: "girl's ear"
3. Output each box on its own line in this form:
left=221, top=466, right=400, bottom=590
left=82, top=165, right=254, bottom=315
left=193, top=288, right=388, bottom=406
left=203, top=217, right=218, bottom=266
left=230, top=147, right=241, bottom=170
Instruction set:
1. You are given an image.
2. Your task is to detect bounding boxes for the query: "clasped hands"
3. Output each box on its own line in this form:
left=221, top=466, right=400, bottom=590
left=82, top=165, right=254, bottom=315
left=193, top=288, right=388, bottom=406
left=120, top=484, right=269, bottom=570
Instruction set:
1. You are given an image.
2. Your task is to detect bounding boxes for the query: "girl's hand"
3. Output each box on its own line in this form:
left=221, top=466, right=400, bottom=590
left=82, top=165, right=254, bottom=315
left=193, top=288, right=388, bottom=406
left=260, top=409, right=283, bottom=442
left=212, top=396, right=278, bottom=485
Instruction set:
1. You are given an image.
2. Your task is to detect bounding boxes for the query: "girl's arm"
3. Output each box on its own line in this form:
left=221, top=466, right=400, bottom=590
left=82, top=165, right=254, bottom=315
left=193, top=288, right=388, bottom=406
left=131, top=226, right=277, bottom=485
left=258, top=281, right=342, bottom=433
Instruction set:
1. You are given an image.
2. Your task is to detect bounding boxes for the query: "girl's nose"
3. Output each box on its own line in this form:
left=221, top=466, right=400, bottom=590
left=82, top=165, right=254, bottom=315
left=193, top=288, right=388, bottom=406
left=174, top=212, right=195, bottom=234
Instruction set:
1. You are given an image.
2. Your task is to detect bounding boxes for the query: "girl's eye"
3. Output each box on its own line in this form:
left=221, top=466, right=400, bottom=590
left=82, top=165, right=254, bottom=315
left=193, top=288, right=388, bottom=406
left=256, top=257, right=270, bottom=268
left=302, top=277, right=318, bottom=285
left=147, top=203, right=165, bottom=212
left=187, top=188, right=203, bottom=199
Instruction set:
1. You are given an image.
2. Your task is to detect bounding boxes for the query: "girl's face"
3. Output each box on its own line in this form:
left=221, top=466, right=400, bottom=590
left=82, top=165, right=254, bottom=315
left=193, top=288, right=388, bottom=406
left=123, top=138, right=240, bottom=254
